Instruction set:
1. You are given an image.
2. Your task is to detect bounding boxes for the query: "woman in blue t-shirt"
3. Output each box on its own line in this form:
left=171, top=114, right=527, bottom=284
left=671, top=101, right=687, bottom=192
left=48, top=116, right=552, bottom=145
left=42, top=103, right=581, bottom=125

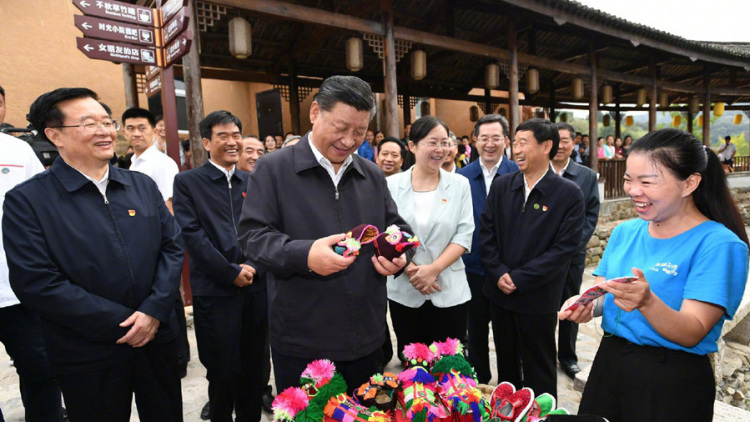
left=559, top=128, right=749, bottom=421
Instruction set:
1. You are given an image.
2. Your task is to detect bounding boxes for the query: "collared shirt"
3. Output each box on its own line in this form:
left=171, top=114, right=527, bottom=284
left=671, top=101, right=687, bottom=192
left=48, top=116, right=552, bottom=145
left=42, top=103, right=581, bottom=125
left=480, top=156, right=503, bottom=196
left=0, top=133, right=45, bottom=308
left=524, top=167, right=550, bottom=202
left=208, top=159, right=236, bottom=182
left=443, top=162, right=457, bottom=173
left=551, top=158, right=571, bottom=177
left=130, top=143, right=179, bottom=200
left=308, top=132, right=353, bottom=187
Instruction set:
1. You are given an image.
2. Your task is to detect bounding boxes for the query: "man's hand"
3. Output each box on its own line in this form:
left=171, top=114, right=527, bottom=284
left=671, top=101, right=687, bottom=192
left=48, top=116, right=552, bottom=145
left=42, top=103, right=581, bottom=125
left=308, top=234, right=356, bottom=276
left=371, top=253, right=407, bottom=277
left=497, top=273, right=516, bottom=295
left=406, top=263, right=442, bottom=295
left=117, top=311, right=160, bottom=347
left=233, top=264, right=256, bottom=287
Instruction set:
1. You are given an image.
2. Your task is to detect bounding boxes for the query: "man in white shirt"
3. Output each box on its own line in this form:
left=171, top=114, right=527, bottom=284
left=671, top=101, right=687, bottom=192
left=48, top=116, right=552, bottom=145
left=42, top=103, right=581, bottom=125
left=122, top=108, right=179, bottom=213
left=717, top=135, right=737, bottom=173
left=0, top=131, right=64, bottom=421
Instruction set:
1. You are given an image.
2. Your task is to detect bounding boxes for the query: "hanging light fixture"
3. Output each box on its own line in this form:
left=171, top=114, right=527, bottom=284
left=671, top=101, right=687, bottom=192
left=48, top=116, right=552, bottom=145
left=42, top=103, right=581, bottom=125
left=689, top=96, right=700, bottom=114
left=469, top=106, right=479, bottom=122
left=229, top=17, right=252, bottom=59
left=601, top=84, right=613, bottom=105
left=420, top=101, right=430, bottom=116
left=411, top=50, right=427, bottom=80
left=735, top=114, right=743, bottom=125
left=659, top=92, right=669, bottom=108
left=625, top=115, right=634, bottom=126
left=485, top=63, right=500, bottom=89
left=345, top=37, right=363, bottom=72
left=526, top=68, right=539, bottom=94
left=572, top=78, right=584, bottom=100
left=603, top=114, right=611, bottom=127
left=672, top=115, right=681, bottom=127
left=636, top=88, right=646, bottom=107
left=714, top=102, right=725, bottom=117
left=697, top=115, right=703, bottom=127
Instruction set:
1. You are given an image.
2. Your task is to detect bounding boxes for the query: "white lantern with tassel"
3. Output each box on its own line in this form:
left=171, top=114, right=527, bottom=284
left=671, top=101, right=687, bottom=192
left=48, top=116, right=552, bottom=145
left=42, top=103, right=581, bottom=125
left=229, top=17, right=252, bottom=59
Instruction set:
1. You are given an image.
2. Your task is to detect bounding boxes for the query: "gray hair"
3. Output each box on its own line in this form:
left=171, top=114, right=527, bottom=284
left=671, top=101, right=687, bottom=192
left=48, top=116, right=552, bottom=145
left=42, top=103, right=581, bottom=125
left=314, top=76, right=377, bottom=120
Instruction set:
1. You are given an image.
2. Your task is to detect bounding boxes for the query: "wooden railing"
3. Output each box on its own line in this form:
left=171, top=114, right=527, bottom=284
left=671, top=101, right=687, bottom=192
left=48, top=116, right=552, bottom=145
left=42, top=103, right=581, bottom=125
left=597, top=159, right=627, bottom=200
left=734, top=156, right=749, bottom=172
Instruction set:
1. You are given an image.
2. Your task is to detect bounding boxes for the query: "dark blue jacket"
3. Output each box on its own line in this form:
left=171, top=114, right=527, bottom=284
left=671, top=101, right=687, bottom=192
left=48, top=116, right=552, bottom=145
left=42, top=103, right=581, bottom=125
left=559, top=160, right=600, bottom=265
left=2, top=159, right=183, bottom=374
left=173, top=161, right=264, bottom=296
left=237, top=135, right=413, bottom=361
left=480, top=170, right=583, bottom=313
left=457, top=158, right=519, bottom=276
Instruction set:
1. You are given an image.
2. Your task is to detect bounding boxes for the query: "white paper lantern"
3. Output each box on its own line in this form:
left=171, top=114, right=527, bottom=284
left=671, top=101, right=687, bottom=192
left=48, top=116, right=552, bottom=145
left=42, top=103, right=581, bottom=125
left=346, top=38, right=363, bottom=72
left=526, top=68, right=539, bottom=94
left=485, top=64, right=500, bottom=89
left=229, top=17, right=252, bottom=59
left=411, top=50, right=426, bottom=80
left=572, top=78, right=584, bottom=100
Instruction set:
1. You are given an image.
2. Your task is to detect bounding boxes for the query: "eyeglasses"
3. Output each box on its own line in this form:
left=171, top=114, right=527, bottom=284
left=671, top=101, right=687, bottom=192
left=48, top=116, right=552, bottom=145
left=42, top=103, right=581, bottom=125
left=477, top=135, right=505, bottom=143
left=123, top=124, right=151, bottom=134
left=421, top=141, right=451, bottom=149
left=52, top=119, right=120, bottom=134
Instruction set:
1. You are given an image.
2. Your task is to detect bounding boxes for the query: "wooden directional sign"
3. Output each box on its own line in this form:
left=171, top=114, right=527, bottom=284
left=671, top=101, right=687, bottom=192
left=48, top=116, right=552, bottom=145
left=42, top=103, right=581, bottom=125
left=145, top=73, right=163, bottom=97
left=162, top=7, right=190, bottom=45
left=74, top=15, right=156, bottom=46
left=160, top=0, right=189, bottom=25
left=164, top=31, right=192, bottom=67
left=76, top=37, right=159, bottom=66
left=145, top=65, right=161, bottom=80
left=73, top=0, right=155, bottom=26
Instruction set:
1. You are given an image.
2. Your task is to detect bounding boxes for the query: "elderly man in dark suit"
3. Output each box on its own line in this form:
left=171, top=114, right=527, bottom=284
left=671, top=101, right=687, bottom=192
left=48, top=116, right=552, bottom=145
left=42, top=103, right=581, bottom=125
left=457, top=114, right=518, bottom=384
left=480, top=118, right=583, bottom=398
left=552, top=122, right=601, bottom=379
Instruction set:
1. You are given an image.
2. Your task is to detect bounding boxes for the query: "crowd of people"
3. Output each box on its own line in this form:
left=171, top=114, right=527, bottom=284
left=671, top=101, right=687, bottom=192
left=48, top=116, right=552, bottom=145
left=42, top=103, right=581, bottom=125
left=0, top=75, right=747, bottom=422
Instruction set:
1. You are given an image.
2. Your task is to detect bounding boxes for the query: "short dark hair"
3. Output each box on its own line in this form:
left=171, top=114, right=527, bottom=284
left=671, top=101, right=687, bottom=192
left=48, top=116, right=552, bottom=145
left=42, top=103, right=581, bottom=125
left=121, top=107, right=156, bottom=127
left=28, top=87, right=99, bottom=141
left=0, top=85, right=5, bottom=100
left=379, top=136, right=406, bottom=159
left=556, top=122, right=576, bottom=139
left=474, top=114, right=509, bottom=138
left=99, top=102, right=112, bottom=117
left=515, top=118, right=559, bottom=159
left=181, top=139, right=190, bottom=152
left=155, top=115, right=164, bottom=123
left=409, top=116, right=450, bottom=145
left=314, top=75, right=376, bottom=118
left=725, top=135, right=732, bottom=141
left=199, top=110, right=242, bottom=139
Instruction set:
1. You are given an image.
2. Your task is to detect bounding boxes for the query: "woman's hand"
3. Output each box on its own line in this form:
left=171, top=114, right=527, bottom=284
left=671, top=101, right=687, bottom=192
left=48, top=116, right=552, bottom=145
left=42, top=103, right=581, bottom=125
left=601, top=268, right=654, bottom=312
left=406, top=264, right=442, bottom=295
left=558, top=295, right=596, bottom=324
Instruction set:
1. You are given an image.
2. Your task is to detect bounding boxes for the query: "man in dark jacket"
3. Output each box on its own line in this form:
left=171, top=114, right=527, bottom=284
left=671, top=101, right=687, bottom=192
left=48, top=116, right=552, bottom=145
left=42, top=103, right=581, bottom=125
left=480, top=118, right=583, bottom=399
left=238, top=75, right=413, bottom=392
left=457, top=114, right=519, bottom=384
left=553, top=123, right=600, bottom=379
left=173, top=111, right=268, bottom=422
left=2, top=88, right=184, bottom=421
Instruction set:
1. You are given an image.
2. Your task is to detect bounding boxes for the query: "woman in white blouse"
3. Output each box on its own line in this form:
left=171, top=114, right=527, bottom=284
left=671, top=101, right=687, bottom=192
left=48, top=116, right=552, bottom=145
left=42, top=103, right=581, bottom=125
left=386, top=116, right=474, bottom=358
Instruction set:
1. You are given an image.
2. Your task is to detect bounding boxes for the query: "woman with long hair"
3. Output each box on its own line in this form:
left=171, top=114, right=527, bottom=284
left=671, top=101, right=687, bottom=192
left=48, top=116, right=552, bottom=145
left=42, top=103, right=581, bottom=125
left=560, top=128, right=749, bottom=421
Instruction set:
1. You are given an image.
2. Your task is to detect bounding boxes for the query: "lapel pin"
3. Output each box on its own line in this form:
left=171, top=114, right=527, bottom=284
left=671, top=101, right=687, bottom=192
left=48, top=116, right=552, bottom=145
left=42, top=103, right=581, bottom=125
left=242, top=192, right=246, bottom=197
left=1, top=168, right=9, bottom=174
left=533, top=203, right=540, bottom=210
left=542, top=206, right=548, bottom=212
left=128, top=210, right=136, bottom=217
left=442, top=198, right=447, bottom=204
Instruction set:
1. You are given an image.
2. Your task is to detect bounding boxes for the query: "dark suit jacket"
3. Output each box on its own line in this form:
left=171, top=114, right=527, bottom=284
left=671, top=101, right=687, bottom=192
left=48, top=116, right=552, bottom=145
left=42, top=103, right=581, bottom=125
left=458, top=158, right=519, bottom=276
left=173, top=161, right=264, bottom=297
left=480, top=170, right=584, bottom=313
left=560, top=160, right=600, bottom=265
left=237, top=135, right=413, bottom=361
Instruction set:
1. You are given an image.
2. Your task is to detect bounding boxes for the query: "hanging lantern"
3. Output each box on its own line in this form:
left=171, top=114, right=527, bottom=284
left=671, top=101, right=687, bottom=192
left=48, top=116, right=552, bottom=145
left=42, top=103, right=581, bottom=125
left=420, top=101, right=430, bottom=116
left=560, top=113, right=568, bottom=122
left=601, top=84, right=613, bottom=105
left=735, top=114, right=743, bottom=125
left=714, top=102, right=725, bottom=117
left=659, top=92, right=669, bottom=108
left=636, top=88, right=646, bottom=107
left=526, top=68, right=540, bottom=94
left=697, top=115, right=704, bottom=127
left=485, top=63, right=500, bottom=89
left=672, top=115, right=681, bottom=127
left=603, top=114, right=611, bottom=127
left=572, top=78, right=584, bottom=100
left=689, top=96, right=700, bottom=114
left=411, top=50, right=427, bottom=80
left=345, top=38, right=363, bottom=72
left=469, top=105, right=479, bottom=122
left=625, top=115, right=634, bottom=126
left=229, top=17, right=252, bottom=59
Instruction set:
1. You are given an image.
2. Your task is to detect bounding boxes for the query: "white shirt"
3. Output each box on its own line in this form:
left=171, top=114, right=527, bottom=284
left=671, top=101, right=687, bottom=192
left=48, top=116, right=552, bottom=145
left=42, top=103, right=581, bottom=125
left=551, top=158, right=570, bottom=176
left=0, top=133, right=45, bottom=307
left=718, top=142, right=737, bottom=161
left=208, top=159, right=236, bottom=182
left=130, top=143, right=179, bottom=200
left=480, top=156, right=503, bottom=196
left=308, top=133, right=353, bottom=187
left=413, top=190, right=437, bottom=237
left=524, top=167, right=550, bottom=202
left=73, top=163, right=110, bottom=198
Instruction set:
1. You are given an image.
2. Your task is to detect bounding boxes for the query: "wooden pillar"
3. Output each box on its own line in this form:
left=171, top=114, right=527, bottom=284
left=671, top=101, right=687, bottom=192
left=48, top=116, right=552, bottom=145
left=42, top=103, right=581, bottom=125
left=508, top=22, right=519, bottom=136
left=687, top=110, right=693, bottom=134
left=614, top=86, right=621, bottom=138
left=549, top=84, right=556, bottom=122
left=381, top=0, right=399, bottom=138
left=402, top=93, right=411, bottom=126
left=649, top=58, right=657, bottom=132
left=183, top=0, right=205, bottom=168
left=703, top=72, right=711, bottom=145
left=161, top=66, right=181, bottom=167
left=122, top=64, right=139, bottom=109
left=484, top=88, right=492, bottom=116
left=588, top=47, right=598, bottom=170
left=288, top=59, right=301, bottom=135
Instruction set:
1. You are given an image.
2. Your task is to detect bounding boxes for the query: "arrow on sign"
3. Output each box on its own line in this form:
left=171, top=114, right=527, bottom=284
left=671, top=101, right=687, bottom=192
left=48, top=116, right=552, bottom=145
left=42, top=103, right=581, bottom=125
left=81, top=22, right=92, bottom=30
left=79, top=0, right=90, bottom=8
left=83, top=44, right=94, bottom=51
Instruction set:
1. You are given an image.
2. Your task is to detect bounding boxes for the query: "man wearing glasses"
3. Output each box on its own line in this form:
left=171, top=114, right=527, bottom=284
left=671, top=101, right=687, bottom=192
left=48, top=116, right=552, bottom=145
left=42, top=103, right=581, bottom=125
left=2, top=88, right=184, bottom=421
left=122, top=107, right=179, bottom=214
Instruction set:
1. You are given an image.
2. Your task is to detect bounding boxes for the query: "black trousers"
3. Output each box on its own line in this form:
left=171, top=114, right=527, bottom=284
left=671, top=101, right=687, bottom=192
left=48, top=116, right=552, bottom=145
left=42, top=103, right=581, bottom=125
left=389, top=299, right=468, bottom=361
left=0, top=304, right=63, bottom=422
left=273, top=347, right=383, bottom=393
left=557, top=254, right=586, bottom=367
left=465, top=272, right=493, bottom=383
left=580, top=335, right=714, bottom=422
left=193, top=290, right=269, bottom=422
left=56, top=339, right=182, bottom=422
left=489, top=306, right=558, bottom=399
